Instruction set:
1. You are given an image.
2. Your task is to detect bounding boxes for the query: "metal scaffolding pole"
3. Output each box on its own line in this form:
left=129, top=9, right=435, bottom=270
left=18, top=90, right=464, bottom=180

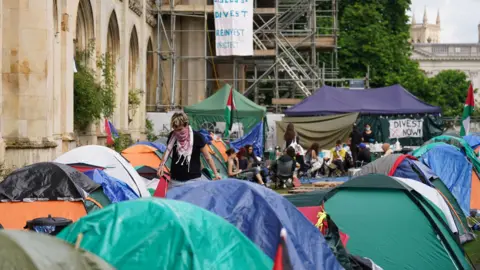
left=155, top=0, right=163, bottom=108
left=170, top=2, right=177, bottom=109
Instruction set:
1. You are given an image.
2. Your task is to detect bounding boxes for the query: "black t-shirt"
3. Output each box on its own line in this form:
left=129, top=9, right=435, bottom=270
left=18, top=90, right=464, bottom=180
left=362, top=132, right=375, bottom=143
left=350, top=130, right=362, bottom=145
left=167, top=131, right=206, bottom=181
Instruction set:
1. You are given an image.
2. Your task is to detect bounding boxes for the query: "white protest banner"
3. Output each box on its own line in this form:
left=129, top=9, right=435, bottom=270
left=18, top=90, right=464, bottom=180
left=389, top=119, right=424, bottom=139
left=214, top=0, right=253, bottom=56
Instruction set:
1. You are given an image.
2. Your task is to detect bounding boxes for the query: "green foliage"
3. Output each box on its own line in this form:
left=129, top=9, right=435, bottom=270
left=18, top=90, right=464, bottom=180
left=74, top=44, right=116, bottom=131
left=145, top=118, right=159, bottom=142
left=338, top=0, right=413, bottom=86
left=113, top=133, right=133, bottom=153
left=128, top=89, right=142, bottom=123
left=426, top=70, right=472, bottom=117
left=337, top=0, right=473, bottom=117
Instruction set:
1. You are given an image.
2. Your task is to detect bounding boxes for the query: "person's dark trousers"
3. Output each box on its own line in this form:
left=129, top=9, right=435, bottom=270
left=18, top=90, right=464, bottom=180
left=351, top=145, right=359, bottom=166
left=329, top=159, right=345, bottom=176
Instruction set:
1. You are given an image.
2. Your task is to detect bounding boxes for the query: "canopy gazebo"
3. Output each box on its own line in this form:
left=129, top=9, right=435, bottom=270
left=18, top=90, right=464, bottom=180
left=184, top=84, right=266, bottom=136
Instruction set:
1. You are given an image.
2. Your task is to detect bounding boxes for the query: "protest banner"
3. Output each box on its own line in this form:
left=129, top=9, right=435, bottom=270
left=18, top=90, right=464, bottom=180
left=389, top=119, right=424, bottom=139
left=214, top=0, right=253, bottom=56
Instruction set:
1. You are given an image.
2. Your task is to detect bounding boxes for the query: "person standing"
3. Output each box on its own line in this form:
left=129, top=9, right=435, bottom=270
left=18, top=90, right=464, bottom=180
left=362, top=124, right=375, bottom=143
left=157, top=112, right=221, bottom=189
left=350, top=124, right=362, bottom=165
left=284, top=123, right=300, bottom=149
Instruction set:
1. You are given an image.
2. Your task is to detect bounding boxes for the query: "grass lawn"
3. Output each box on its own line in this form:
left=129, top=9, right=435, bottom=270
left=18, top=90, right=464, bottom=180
left=465, top=232, right=480, bottom=266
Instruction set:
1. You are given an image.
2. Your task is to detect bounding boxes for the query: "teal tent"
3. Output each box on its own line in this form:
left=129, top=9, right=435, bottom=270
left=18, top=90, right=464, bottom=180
left=57, top=198, right=273, bottom=270
left=184, top=84, right=266, bottom=135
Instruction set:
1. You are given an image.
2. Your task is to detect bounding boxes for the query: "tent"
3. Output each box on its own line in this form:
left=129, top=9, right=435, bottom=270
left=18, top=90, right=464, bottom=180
left=184, top=84, right=266, bottom=135
left=284, top=85, right=443, bottom=146
left=83, top=169, right=139, bottom=203
left=0, top=230, right=114, bottom=269
left=209, top=133, right=229, bottom=162
left=285, top=84, right=441, bottom=116
left=307, top=174, right=473, bottom=269
left=133, top=141, right=166, bottom=152
left=167, top=180, right=343, bottom=270
left=413, top=144, right=480, bottom=216
left=276, top=113, right=358, bottom=149
left=121, top=144, right=164, bottom=169
left=355, top=154, right=474, bottom=243
left=0, top=162, right=110, bottom=229
left=57, top=198, right=273, bottom=270
left=463, top=135, right=480, bottom=150
left=54, top=145, right=150, bottom=197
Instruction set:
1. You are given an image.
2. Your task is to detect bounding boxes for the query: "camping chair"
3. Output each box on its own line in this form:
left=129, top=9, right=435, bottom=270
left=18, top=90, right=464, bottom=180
left=273, top=159, right=295, bottom=189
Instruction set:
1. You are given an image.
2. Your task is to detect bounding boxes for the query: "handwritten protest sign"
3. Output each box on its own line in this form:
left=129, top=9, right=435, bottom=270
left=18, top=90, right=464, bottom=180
left=214, top=0, right=253, bottom=56
left=389, top=119, right=424, bottom=139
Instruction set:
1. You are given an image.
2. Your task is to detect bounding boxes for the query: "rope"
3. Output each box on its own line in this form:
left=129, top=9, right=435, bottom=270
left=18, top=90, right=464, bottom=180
left=85, top=197, right=103, bottom=209
left=436, top=189, right=469, bottom=234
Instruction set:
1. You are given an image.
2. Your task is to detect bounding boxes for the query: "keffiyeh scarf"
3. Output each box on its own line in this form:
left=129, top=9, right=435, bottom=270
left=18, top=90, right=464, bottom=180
left=161, top=126, right=194, bottom=172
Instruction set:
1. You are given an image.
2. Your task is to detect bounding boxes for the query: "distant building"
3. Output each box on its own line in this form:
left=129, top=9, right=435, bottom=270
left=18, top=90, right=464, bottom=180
left=410, top=8, right=441, bottom=44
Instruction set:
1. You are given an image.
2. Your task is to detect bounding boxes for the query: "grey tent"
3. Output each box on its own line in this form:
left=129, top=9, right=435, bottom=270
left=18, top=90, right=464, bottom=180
left=0, top=230, right=114, bottom=270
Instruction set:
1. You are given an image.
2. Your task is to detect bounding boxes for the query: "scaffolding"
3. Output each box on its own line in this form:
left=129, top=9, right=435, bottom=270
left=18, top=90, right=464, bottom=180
left=147, top=0, right=338, bottom=112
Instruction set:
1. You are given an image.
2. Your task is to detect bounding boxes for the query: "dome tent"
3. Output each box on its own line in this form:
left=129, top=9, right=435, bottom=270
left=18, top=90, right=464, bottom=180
left=0, top=162, right=110, bottom=229
left=355, top=154, right=473, bottom=243
left=57, top=198, right=273, bottom=270
left=0, top=230, right=113, bottom=270
left=309, top=174, right=473, bottom=269
left=54, top=145, right=150, bottom=197
left=167, top=180, right=342, bottom=270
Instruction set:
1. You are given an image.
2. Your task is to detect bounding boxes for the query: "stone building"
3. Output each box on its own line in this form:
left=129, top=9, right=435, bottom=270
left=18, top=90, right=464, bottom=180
left=412, top=43, right=480, bottom=101
left=410, top=8, right=441, bottom=44
left=1, top=0, right=157, bottom=169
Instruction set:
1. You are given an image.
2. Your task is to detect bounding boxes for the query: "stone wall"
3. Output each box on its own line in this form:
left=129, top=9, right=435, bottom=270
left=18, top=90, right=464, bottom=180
left=0, top=0, right=156, bottom=169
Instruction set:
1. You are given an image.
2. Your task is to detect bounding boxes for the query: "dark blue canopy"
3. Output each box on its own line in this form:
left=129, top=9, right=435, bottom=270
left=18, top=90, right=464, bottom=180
left=285, top=84, right=442, bottom=116
left=167, top=180, right=342, bottom=270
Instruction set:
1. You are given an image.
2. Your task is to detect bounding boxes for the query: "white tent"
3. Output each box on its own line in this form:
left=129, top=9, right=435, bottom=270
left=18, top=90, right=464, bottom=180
left=394, top=177, right=458, bottom=233
left=54, top=145, right=150, bottom=197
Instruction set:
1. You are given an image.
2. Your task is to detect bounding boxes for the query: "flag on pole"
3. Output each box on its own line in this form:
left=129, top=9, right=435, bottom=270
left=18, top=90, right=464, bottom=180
left=272, top=228, right=293, bottom=270
left=224, top=87, right=236, bottom=137
left=105, top=119, right=119, bottom=146
left=460, top=83, right=475, bottom=136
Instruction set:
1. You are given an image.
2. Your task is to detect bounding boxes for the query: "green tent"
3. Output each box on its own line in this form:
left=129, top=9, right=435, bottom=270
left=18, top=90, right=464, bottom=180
left=57, top=198, right=273, bottom=270
left=311, top=175, right=473, bottom=270
left=0, top=230, right=113, bottom=270
left=184, top=84, right=266, bottom=135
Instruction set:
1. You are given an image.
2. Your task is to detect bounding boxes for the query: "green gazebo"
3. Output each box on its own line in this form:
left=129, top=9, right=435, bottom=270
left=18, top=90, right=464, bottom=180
left=184, top=84, right=266, bottom=135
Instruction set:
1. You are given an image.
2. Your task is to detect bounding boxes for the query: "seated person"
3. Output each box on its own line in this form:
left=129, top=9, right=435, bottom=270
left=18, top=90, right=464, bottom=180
left=237, top=147, right=249, bottom=170
left=357, top=143, right=371, bottom=166
left=329, top=140, right=347, bottom=176
left=382, top=143, right=393, bottom=157
left=226, top=149, right=264, bottom=185
left=270, top=147, right=298, bottom=188
left=305, top=143, right=323, bottom=177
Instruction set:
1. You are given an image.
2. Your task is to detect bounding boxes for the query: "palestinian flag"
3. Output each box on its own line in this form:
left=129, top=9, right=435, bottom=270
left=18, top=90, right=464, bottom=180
left=273, top=228, right=293, bottom=270
left=460, top=83, right=475, bottom=136
left=224, top=87, right=235, bottom=137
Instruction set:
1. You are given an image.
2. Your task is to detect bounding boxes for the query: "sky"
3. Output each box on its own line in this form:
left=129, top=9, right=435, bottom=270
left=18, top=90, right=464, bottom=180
left=409, top=0, right=480, bottom=43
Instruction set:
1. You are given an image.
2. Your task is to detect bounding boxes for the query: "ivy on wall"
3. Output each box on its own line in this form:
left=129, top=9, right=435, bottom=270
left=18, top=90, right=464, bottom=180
left=128, top=89, right=142, bottom=123
left=74, top=42, right=116, bottom=131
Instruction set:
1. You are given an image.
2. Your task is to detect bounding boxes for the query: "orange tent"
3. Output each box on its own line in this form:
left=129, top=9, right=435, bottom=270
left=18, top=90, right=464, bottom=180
left=210, top=133, right=229, bottom=162
left=122, top=145, right=164, bottom=169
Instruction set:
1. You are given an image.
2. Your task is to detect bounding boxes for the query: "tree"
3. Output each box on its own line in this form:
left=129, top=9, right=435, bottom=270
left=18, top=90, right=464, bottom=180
left=426, top=70, right=471, bottom=117
left=338, top=0, right=414, bottom=86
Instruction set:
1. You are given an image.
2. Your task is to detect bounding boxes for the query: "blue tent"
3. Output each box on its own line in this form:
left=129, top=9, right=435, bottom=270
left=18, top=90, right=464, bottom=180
left=84, top=169, right=139, bottom=203
left=134, top=141, right=166, bottom=153
left=167, top=180, right=342, bottom=270
left=230, top=121, right=264, bottom=157
left=463, top=135, right=480, bottom=149
left=417, top=145, right=472, bottom=215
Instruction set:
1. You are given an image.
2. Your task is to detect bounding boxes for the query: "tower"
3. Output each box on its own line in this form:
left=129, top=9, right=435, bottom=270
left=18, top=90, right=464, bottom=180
left=423, top=6, right=428, bottom=25
left=436, top=9, right=440, bottom=25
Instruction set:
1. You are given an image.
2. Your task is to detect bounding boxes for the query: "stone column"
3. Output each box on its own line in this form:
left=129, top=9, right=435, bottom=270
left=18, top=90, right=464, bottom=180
left=59, top=0, right=78, bottom=153
left=0, top=0, right=4, bottom=166
left=119, top=0, right=129, bottom=131
left=2, top=0, right=57, bottom=167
